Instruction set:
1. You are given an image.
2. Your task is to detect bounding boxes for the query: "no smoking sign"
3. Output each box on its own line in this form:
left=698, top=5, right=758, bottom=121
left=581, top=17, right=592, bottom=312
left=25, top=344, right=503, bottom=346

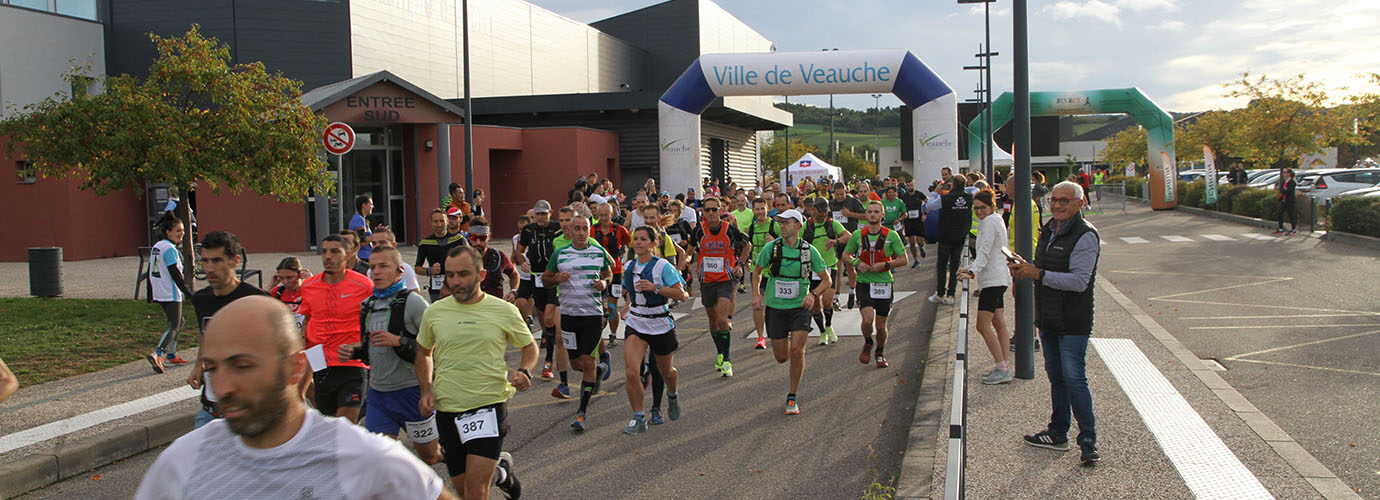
left=323, top=122, right=355, bottom=155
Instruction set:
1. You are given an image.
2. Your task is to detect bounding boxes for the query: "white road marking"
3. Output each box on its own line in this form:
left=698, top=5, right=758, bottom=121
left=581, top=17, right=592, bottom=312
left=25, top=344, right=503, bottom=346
left=1224, top=358, right=1380, bottom=378
left=1120, top=236, right=1150, bottom=244
left=0, top=386, right=199, bottom=455
left=1160, top=235, right=1194, bottom=242
left=742, top=292, right=917, bottom=338
left=1182, top=313, right=1379, bottom=320
left=1092, top=338, right=1274, bottom=500
left=1201, top=234, right=1236, bottom=241
left=1224, top=328, right=1380, bottom=361
left=1189, top=323, right=1380, bottom=330
left=1241, top=233, right=1277, bottom=241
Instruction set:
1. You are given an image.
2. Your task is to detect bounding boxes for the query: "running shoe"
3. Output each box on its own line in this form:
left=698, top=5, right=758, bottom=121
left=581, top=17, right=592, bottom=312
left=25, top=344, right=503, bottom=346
left=825, top=327, right=838, bottom=344
left=599, top=352, right=611, bottom=382
left=1080, top=444, right=1102, bottom=464
left=832, top=298, right=841, bottom=311
left=927, top=292, right=943, bottom=304
left=164, top=355, right=190, bottom=366
left=570, top=413, right=586, bottom=432
left=715, top=353, right=724, bottom=372
left=668, top=395, right=681, bottom=421
left=981, top=368, right=1012, bottom=385
left=146, top=352, right=165, bottom=374
left=1271, top=229, right=1285, bottom=235
left=942, top=296, right=955, bottom=305
left=496, top=452, right=522, bottom=499
left=859, top=342, right=873, bottom=364
left=876, top=355, right=889, bottom=368
left=606, top=334, right=618, bottom=348
left=818, top=333, right=829, bottom=346
left=754, top=336, right=767, bottom=350
left=650, top=408, right=665, bottom=425
left=541, top=362, right=553, bottom=380
left=623, top=416, right=648, bottom=435
left=1022, top=430, right=1070, bottom=451
left=846, top=294, right=856, bottom=309
left=911, top=260, right=920, bottom=269
left=785, top=398, right=800, bottom=415
left=720, top=361, right=733, bottom=377
left=551, top=383, right=571, bottom=400
left=1287, top=229, right=1298, bottom=235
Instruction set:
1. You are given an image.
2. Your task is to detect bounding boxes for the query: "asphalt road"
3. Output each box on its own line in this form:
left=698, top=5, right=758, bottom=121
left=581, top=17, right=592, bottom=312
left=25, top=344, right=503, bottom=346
left=1087, top=204, right=1380, bottom=498
left=14, top=259, right=941, bottom=499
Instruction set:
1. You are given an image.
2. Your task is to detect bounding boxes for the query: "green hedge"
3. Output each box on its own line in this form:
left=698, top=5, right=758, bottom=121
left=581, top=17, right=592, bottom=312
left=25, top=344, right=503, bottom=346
left=1329, top=197, right=1380, bottom=238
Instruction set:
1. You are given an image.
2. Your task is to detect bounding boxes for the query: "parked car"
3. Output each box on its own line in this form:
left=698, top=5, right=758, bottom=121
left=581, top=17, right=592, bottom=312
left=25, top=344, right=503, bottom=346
left=1249, top=170, right=1283, bottom=189
left=1297, top=168, right=1380, bottom=203
left=1333, top=185, right=1380, bottom=199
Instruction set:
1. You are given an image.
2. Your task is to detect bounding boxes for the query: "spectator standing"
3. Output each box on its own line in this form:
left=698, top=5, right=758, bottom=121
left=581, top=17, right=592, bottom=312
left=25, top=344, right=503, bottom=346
left=958, top=190, right=1014, bottom=384
left=1273, top=168, right=1298, bottom=235
left=349, top=194, right=376, bottom=264
left=925, top=175, right=973, bottom=305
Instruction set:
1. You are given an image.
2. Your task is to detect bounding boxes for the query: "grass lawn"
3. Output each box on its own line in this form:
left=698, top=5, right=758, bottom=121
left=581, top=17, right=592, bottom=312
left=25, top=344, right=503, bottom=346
left=777, top=123, right=901, bottom=152
left=0, top=298, right=200, bottom=386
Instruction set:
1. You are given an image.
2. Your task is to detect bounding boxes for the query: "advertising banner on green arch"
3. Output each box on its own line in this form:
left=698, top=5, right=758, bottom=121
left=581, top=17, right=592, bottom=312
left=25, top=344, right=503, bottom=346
left=968, top=88, right=1178, bottom=210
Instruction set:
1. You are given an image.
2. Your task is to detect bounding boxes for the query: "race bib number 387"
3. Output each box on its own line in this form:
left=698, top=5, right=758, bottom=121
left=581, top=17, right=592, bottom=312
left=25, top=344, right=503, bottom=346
left=455, top=408, right=499, bottom=443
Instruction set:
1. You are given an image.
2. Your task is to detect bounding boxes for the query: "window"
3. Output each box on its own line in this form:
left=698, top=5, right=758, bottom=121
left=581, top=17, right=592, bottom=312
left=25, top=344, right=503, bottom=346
left=54, top=0, right=97, bottom=20
left=16, top=161, right=35, bottom=184
left=4, top=0, right=48, bottom=10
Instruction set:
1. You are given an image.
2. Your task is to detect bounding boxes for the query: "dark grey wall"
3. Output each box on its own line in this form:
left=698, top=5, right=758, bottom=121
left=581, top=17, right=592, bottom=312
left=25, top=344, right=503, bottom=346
left=102, top=0, right=350, bottom=92
left=589, top=0, right=699, bottom=92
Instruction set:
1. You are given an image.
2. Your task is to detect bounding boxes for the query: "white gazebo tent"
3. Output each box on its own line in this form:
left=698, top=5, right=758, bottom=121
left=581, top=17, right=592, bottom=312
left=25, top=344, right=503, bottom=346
left=781, top=153, right=843, bottom=187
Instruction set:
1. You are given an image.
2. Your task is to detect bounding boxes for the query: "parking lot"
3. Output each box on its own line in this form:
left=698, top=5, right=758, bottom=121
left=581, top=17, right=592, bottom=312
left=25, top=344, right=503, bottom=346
left=1089, top=204, right=1380, bottom=498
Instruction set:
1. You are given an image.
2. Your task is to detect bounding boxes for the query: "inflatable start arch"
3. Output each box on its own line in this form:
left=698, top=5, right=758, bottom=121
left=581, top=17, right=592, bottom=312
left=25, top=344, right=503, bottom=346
left=969, top=88, right=1178, bottom=210
left=658, top=50, right=957, bottom=194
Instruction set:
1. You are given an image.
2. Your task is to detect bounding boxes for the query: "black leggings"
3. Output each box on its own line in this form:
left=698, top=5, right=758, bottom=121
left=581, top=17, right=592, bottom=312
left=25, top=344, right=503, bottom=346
left=1277, top=198, right=1297, bottom=230
left=935, top=242, right=964, bottom=297
left=646, top=350, right=665, bottom=410
left=155, top=301, right=183, bottom=354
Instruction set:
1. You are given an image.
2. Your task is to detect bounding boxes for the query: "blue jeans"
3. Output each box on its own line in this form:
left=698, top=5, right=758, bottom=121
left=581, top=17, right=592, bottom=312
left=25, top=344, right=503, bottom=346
left=194, top=407, right=217, bottom=429
left=1039, top=330, right=1096, bottom=448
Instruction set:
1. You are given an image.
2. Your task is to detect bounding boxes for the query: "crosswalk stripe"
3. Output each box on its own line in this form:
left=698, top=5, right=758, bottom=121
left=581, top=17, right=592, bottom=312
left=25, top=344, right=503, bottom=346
left=1200, top=234, right=1235, bottom=241
left=1160, top=235, right=1193, bottom=242
left=1120, top=236, right=1150, bottom=244
left=1240, top=233, right=1277, bottom=241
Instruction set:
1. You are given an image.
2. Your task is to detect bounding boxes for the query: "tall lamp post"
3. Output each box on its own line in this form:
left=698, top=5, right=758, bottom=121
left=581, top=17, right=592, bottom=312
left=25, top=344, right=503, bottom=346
left=871, top=93, right=882, bottom=175
left=461, top=0, right=474, bottom=202
left=964, top=56, right=988, bottom=177
left=959, top=0, right=998, bottom=181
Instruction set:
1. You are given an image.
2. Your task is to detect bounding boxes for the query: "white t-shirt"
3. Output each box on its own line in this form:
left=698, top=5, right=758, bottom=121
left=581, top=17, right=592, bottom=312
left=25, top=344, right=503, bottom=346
left=589, top=193, right=611, bottom=205
left=513, top=234, right=530, bottom=279
left=628, top=211, right=646, bottom=229
left=623, top=257, right=684, bottom=335
left=680, top=206, right=698, bottom=225
left=368, top=262, right=421, bottom=295
left=134, top=409, right=444, bottom=500
left=149, top=239, right=184, bottom=302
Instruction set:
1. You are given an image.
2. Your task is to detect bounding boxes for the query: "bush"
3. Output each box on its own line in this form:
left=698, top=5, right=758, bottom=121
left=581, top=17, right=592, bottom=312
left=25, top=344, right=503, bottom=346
left=1180, top=179, right=1205, bottom=208
left=1329, top=197, right=1380, bottom=238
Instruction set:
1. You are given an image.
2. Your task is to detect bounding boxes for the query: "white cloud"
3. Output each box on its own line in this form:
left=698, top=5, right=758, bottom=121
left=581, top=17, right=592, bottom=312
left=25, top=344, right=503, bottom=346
left=1043, top=0, right=1123, bottom=26
left=1148, top=20, right=1185, bottom=31
left=1113, top=0, right=1179, bottom=12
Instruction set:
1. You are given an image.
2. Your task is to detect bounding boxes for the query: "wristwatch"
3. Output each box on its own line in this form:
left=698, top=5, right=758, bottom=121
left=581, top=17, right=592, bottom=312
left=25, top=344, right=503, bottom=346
left=516, top=368, right=531, bottom=379
left=654, top=284, right=663, bottom=294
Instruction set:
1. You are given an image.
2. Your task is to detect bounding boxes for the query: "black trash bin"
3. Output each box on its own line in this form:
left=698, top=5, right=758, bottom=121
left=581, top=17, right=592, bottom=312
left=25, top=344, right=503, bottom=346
left=28, top=247, right=63, bottom=297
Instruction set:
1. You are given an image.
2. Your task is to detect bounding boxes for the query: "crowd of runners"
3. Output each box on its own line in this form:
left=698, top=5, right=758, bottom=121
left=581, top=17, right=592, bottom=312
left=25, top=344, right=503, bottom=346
left=132, top=167, right=1057, bottom=498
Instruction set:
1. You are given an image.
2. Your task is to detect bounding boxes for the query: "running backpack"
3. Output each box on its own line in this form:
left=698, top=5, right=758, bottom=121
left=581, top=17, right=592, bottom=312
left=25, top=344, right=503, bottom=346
left=625, top=258, right=670, bottom=310
left=354, top=289, right=420, bottom=364
left=857, top=226, right=892, bottom=266
left=803, top=219, right=838, bottom=244
left=768, top=239, right=812, bottom=279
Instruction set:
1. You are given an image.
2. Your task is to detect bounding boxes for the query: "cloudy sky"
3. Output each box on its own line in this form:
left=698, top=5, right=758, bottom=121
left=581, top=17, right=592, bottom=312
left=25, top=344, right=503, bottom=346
left=527, top=0, right=1380, bottom=113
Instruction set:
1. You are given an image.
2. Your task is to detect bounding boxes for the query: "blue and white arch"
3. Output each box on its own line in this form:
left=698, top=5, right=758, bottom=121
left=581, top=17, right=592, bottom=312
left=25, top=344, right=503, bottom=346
left=658, top=49, right=956, bottom=193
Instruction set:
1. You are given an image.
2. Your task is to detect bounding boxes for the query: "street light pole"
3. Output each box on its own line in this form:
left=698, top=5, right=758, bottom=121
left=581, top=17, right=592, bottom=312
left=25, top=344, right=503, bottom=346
left=462, top=0, right=474, bottom=203
left=1013, top=0, right=1035, bottom=380
left=872, top=93, right=882, bottom=174
left=984, top=0, right=995, bottom=181
left=823, top=48, right=838, bottom=164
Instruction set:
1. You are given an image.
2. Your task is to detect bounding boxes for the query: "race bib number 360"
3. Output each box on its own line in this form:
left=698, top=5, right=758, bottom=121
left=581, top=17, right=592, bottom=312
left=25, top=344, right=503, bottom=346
left=702, top=257, right=725, bottom=273
left=455, top=408, right=499, bottom=443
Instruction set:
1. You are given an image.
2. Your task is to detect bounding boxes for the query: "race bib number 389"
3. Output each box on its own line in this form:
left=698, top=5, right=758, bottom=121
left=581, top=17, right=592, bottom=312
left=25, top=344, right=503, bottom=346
left=455, top=408, right=499, bottom=443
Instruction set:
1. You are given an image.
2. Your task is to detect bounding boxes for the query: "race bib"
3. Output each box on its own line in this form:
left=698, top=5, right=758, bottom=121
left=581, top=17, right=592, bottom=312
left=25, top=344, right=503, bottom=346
left=292, top=313, right=305, bottom=331
left=908, top=209, right=920, bottom=218
left=832, top=210, right=846, bottom=222
left=870, top=282, right=893, bottom=300
left=611, top=284, right=623, bottom=297
left=405, top=414, right=439, bottom=444
left=534, top=274, right=544, bottom=288
left=430, top=274, right=445, bottom=291
left=562, top=328, right=578, bottom=350
left=702, top=257, right=725, bottom=273
left=773, top=280, right=801, bottom=299
left=455, top=408, right=499, bottom=443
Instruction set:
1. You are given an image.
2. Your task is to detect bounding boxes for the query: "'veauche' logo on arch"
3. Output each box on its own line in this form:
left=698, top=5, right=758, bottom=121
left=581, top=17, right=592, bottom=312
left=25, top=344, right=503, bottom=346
left=661, top=139, right=694, bottom=153
left=920, top=132, right=955, bottom=148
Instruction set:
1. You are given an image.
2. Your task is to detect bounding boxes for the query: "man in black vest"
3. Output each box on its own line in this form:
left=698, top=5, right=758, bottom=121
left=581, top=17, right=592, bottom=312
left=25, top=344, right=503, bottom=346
left=1008, top=181, right=1101, bottom=465
left=925, top=175, right=972, bottom=305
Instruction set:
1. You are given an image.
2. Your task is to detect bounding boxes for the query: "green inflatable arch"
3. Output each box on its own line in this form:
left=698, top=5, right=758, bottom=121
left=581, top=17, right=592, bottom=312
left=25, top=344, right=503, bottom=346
left=969, top=88, right=1177, bottom=209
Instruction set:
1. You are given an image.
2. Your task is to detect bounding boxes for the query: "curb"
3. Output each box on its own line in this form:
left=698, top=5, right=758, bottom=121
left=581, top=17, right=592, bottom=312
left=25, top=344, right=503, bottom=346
left=0, top=409, right=196, bottom=498
left=895, top=300, right=955, bottom=500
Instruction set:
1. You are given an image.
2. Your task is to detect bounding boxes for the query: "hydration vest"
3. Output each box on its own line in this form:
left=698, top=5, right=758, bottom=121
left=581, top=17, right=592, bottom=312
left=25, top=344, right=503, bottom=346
left=697, top=222, right=737, bottom=283
left=856, top=226, right=893, bottom=266
left=355, top=289, right=420, bottom=364
left=769, top=239, right=812, bottom=279
left=624, top=257, right=670, bottom=316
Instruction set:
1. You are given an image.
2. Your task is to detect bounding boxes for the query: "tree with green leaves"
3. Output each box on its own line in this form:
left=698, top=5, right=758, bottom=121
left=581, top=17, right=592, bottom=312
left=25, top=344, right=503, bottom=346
left=1098, top=126, right=1148, bottom=173
left=0, top=26, right=330, bottom=283
left=1222, top=73, right=1347, bottom=168
left=761, top=137, right=819, bottom=178
left=1176, top=110, right=1236, bottom=166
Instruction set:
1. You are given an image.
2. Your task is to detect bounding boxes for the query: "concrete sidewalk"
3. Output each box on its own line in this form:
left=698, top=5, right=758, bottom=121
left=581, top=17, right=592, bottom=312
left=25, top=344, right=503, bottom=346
left=902, top=277, right=1361, bottom=499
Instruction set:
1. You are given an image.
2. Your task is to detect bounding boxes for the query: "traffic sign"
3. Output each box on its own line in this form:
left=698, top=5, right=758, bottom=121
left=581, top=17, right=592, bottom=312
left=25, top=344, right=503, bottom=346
left=323, top=122, right=355, bottom=155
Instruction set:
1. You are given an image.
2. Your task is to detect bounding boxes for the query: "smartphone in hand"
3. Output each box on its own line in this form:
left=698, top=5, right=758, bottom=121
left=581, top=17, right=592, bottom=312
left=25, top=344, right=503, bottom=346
left=1000, top=247, right=1018, bottom=263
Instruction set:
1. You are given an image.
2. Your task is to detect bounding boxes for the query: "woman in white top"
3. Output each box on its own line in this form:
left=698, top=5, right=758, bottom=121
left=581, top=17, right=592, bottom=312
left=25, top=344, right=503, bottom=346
left=958, top=190, right=1014, bottom=385
left=147, top=216, right=194, bottom=374
left=619, top=226, right=690, bottom=435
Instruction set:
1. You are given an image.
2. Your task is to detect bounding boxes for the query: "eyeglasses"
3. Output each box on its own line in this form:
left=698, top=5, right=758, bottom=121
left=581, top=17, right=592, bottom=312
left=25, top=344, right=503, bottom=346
left=1050, top=197, right=1078, bottom=205
left=704, top=207, right=720, bottom=212
left=468, top=234, right=488, bottom=241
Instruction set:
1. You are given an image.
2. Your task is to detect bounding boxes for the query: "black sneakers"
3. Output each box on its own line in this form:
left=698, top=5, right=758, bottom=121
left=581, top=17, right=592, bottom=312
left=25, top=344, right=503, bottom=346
left=496, top=451, right=521, bottom=499
left=1022, top=430, right=1070, bottom=451
left=1080, top=444, right=1101, bottom=465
